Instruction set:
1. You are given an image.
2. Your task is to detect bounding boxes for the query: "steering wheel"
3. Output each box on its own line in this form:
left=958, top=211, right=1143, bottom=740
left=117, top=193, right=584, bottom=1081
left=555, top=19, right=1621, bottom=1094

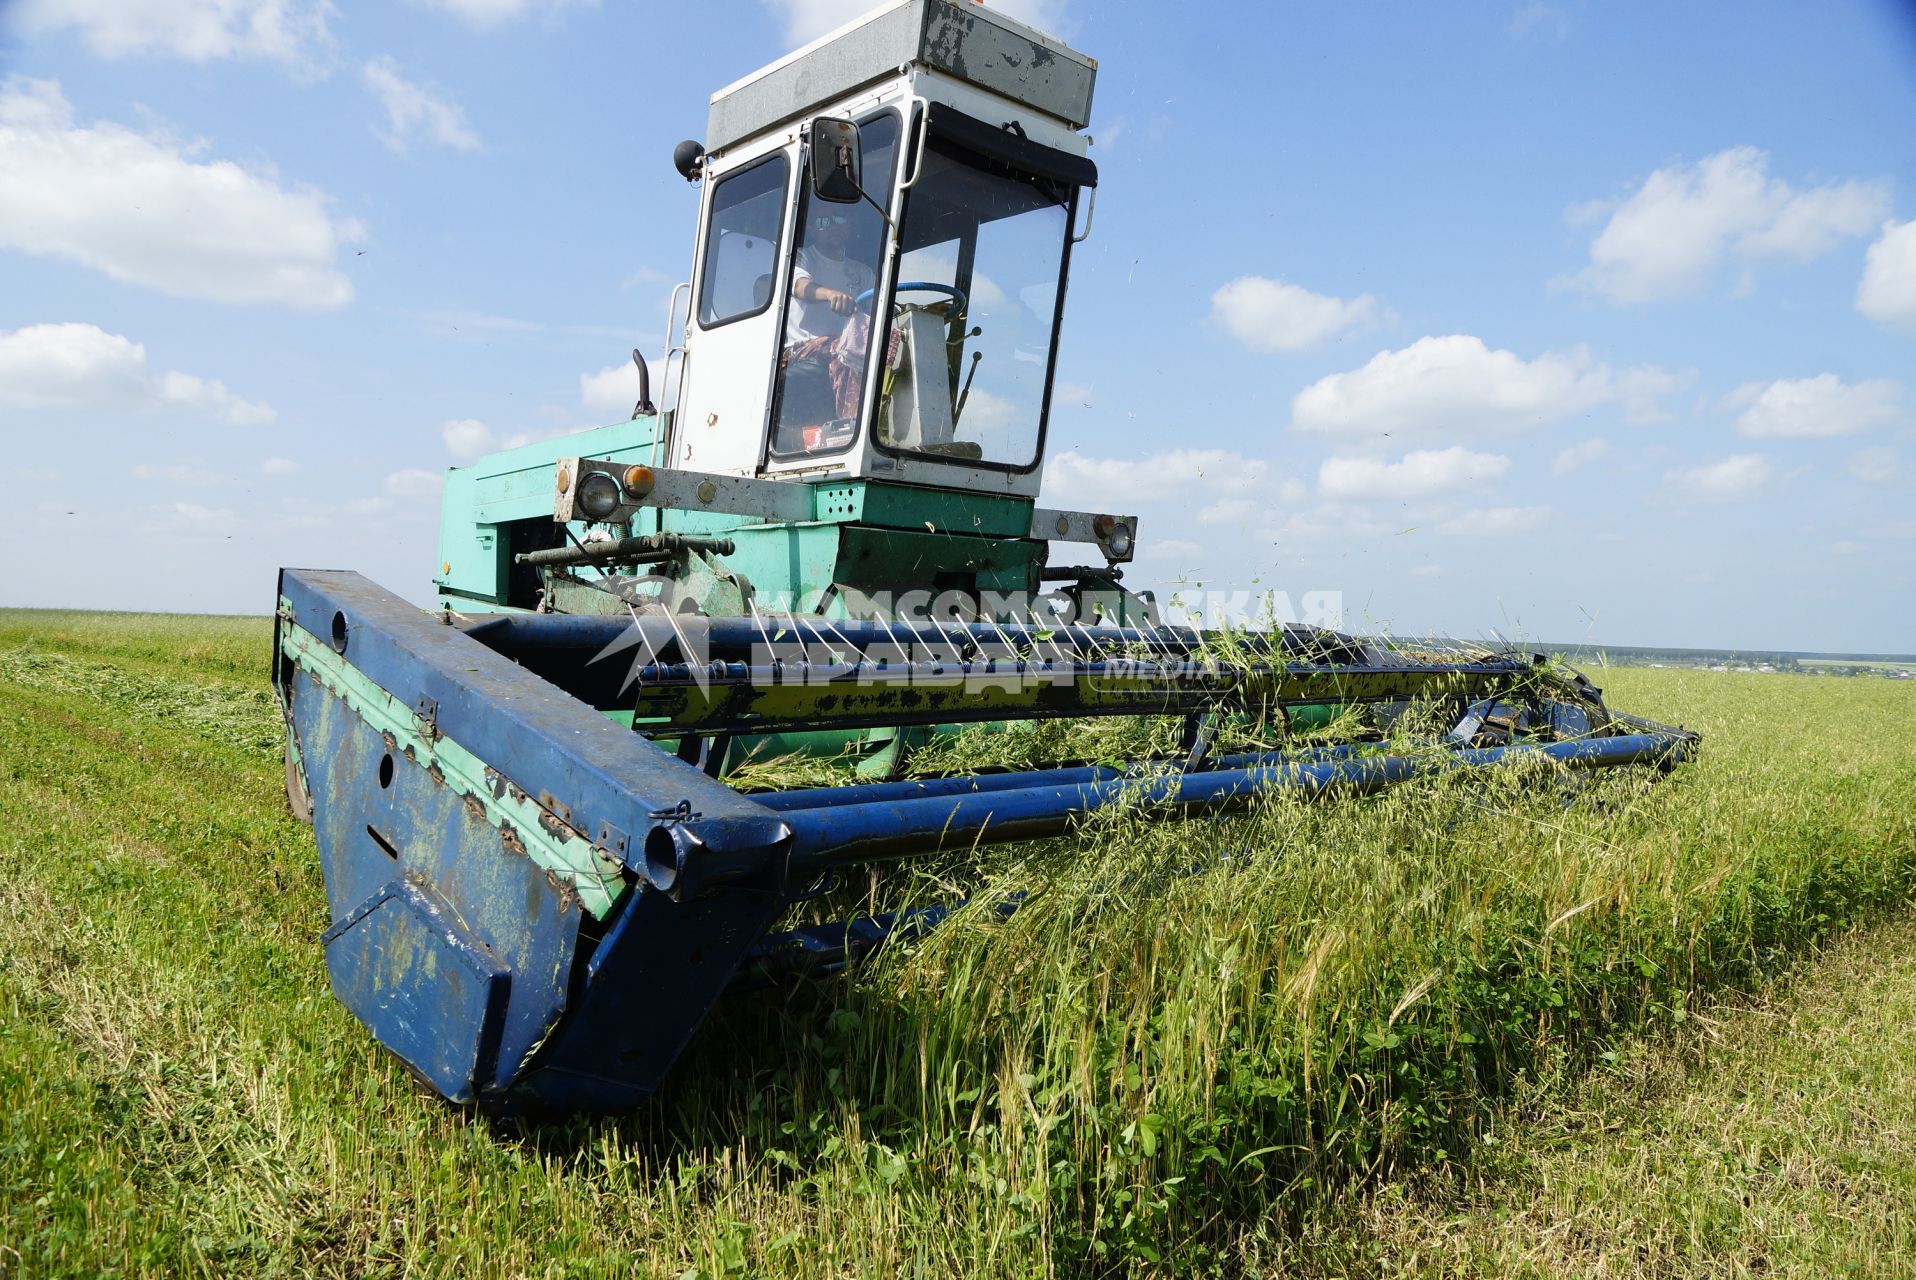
left=855, top=281, right=969, bottom=312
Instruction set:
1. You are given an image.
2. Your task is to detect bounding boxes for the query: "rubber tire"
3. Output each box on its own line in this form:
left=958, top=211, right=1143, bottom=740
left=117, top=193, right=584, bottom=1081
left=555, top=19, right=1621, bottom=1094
left=283, top=709, right=314, bottom=825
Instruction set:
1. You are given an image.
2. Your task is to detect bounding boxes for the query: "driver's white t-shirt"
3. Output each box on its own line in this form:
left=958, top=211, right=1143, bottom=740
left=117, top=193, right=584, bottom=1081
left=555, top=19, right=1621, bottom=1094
left=788, top=245, right=875, bottom=344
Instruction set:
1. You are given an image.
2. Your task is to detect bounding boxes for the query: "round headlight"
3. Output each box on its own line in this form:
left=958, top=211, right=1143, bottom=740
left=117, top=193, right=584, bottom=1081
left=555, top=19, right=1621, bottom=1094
left=1107, top=524, right=1133, bottom=559
left=576, top=471, right=624, bottom=521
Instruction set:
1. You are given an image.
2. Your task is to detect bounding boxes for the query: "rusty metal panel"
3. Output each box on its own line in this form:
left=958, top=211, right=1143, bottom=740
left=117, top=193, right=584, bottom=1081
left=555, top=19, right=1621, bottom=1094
left=919, top=1, right=1095, bottom=126
left=707, top=0, right=1096, bottom=152
left=321, top=880, right=509, bottom=1103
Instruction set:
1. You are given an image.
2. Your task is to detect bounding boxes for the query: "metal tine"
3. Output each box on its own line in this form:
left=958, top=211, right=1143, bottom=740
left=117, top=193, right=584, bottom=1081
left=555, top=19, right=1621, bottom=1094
left=1034, top=609, right=1080, bottom=669
left=816, top=613, right=868, bottom=676
left=1136, top=614, right=1180, bottom=667
left=868, top=614, right=922, bottom=671
left=943, top=613, right=976, bottom=666
left=1019, top=613, right=1065, bottom=674
left=979, top=611, right=1021, bottom=673
left=1115, top=613, right=1174, bottom=681
left=779, top=607, right=820, bottom=679
left=1059, top=610, right=1105, bottom=662
left=1055, top=621, right=1093, bottom=669
left=1010, top=610, right=1069, bottom=678
left=745, top=595, right=775, bottom=653
left=919, top=613, right=964, bottom=670
left=658, top=600, right=708, bottom=690
left=625, top=600, right=665, bottom=672
left=805, top=612, right=851, bottom=669
left=793, top=610, right=853, bottom=678
left=783, top=608, right=818, bottom=669
left=745, top=596, right=789, bottom=684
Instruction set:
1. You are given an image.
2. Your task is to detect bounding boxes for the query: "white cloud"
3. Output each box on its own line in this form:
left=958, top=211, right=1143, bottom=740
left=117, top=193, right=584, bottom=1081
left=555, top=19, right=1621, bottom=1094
left=0, top=78, right=361, bottom=308
left=1318, top=446, right=1510, bottom=501
left=442, top=417, right=574, bottom=463
left=769, top=0, right=1067, bottom=45
left=1256, top=502, right=1390, bottom=543
left=384, top=468, right=445, bottom=499
left=1847, top=446, right=1900, bottom=486
left=1053, top=380, right=1095, bottom=408
left=442, top=418, right=497, bottom=463
left=133, top=462, right=219, bottom=483
left=0, top=322, right=273, bottom=425
left=1291, top=335, right=1681, bottom=436
left=581, top=360, right=642, bottom=419
left=1435, top=506, right=1550, bottom=537
left=260, top=456, right=300, bottom=475
left=1508, top=2, right=1572, bottom=39
left=362, top=57, right=481, bottom=154
left=1552, top=436, right=1609, bottom=476
left=410, top=0, right=594, bottom=26
left=1726, top=374, right=1901, bottom=438
left=155, top=501, right=240, bottom=537
left=1190, top=477, right=1304, bottom=526
left=1666, top=453, right=1774, bottom=503
left=1043, top=447, right=1281, bottom=509
left=1561, top=146, right=1889, bottom=303
left=1195, top=497, right=1259, bottom=527
left=1140, top=538, right=1202, bottom=561
left=154, top=370, right=277, bottom=425
left=580, top=356, right=677, bottom=419
left=1210, top=276, right=1378, bottom=352
left=1857, top=219, right=1916, bottom=330
left=9, top=0, right=335, bottom=69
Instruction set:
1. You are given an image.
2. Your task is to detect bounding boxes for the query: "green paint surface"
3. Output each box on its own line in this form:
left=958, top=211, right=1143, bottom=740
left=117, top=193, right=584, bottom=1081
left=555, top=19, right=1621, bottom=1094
left=279, top=608, right=627, bottom=918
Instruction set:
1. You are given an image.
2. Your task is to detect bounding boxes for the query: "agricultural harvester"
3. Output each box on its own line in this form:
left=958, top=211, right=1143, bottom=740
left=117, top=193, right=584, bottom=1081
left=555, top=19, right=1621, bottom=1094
left=275, top=0, right=1696, bottom=1111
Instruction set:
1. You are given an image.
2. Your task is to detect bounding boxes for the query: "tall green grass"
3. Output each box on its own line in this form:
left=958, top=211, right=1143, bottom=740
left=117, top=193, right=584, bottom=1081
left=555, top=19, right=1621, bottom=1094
left=2, top=609, right=1913, bottom=1276
left=1306, top=911, right=1916, bottom=1276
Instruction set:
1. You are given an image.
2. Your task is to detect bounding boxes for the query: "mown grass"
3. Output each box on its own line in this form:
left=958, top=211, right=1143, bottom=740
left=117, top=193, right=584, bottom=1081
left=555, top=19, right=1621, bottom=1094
left=1, top=608, right=1913, bottom=1277
left=1280, top=911, right=1916, bottom=1276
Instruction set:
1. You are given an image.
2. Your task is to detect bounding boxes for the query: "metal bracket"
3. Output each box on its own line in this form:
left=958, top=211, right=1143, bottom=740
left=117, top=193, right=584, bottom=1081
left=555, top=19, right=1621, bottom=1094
left=1029, top=505, right=1138, bottom=561
left=1071, top=183, right=1097, bottom=244
left=556, top=457, right=814, bottom=525
left=649, top=799, right=702, bottom=825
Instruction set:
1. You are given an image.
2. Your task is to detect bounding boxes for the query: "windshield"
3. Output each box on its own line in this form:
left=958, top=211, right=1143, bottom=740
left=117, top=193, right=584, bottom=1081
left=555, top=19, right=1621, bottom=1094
left=877, top=138, right=1072, bottom=469
left=768, top=113, right=901, bottom=458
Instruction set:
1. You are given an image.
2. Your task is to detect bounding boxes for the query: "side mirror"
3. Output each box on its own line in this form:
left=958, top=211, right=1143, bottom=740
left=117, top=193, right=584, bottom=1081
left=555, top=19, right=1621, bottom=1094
left=809, top=117, right=863, bottom=204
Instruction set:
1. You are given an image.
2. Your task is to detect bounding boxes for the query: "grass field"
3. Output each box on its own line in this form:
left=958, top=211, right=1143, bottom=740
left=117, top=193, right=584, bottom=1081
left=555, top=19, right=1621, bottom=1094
left=2, top=608, right=1914, bottom=1278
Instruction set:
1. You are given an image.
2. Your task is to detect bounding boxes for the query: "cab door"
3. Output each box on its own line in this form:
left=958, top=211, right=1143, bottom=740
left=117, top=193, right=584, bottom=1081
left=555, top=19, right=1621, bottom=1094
left=673, top=145, right=796, bottom=477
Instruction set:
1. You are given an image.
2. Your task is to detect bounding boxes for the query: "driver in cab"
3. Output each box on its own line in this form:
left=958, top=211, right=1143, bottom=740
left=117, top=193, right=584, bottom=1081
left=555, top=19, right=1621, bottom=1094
left=776, top=210, right=879, bottom=450
left=789, top=211, right=870, bottom=338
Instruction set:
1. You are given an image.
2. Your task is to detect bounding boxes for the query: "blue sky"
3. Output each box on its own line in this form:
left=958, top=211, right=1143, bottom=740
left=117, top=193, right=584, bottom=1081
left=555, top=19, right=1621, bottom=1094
left=1, top=0, right=1913, bottom=651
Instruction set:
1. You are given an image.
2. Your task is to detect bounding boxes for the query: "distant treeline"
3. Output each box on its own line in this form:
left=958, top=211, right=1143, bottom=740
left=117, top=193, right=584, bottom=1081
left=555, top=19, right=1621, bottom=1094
left=1538, top=643, right=1916, bottom=672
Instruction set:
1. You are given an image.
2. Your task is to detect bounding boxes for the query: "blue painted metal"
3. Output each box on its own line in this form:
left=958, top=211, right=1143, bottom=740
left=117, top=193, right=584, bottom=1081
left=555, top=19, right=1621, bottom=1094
left=741, top=894, right=1025, bottom=984
left=321, top=880, right=510, bottom=1100
left=278, top=568, right=797, bottom=1109
left=279, top=568, right=1697, bottom=1111
left=751, top=744, right=1371, bottom=811
left=458, top=612, right=1379, bottom=662
left=774, top=732, right=1692, bottom=869
left=279, top=570, right=792, bottom=885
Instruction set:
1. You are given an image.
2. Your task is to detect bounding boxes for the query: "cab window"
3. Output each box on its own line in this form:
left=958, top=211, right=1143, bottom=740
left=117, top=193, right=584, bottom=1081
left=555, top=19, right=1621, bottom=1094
left=767, top=113, right=901, bottom=456
left=696, top=154, right=791, bottom=329
left=879, top=139, right=1071, bottom=470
